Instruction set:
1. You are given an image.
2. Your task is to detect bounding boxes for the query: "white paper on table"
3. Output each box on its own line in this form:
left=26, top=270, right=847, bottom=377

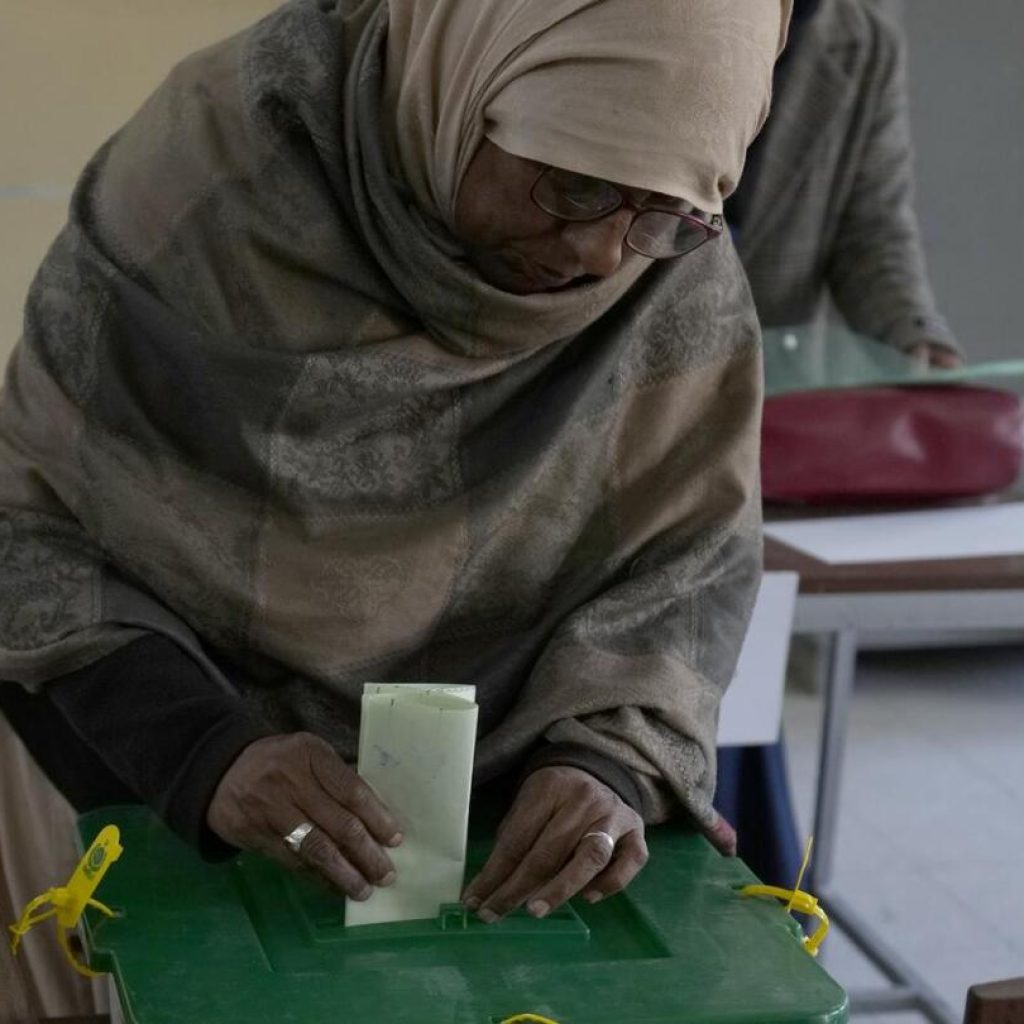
left=345, top=683, right=478, bottom=927
left=764, top=502, right=1024, bottom=565
left=718, top=572, right=799, bottom=747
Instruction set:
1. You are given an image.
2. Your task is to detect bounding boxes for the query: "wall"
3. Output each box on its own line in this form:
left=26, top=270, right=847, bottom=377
left=2, top=2, right=1022, bottom=367
left=0, top=1, right=281, bottom=369
left=901, top=0, right=1024, bottom=362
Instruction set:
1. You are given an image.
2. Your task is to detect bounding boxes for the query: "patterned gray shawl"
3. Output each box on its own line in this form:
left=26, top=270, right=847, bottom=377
left=0, top=0, right=762, bottom=832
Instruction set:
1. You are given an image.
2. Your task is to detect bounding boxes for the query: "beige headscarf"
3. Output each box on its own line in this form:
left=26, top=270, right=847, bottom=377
left=384, top=0, right=793, bottom=227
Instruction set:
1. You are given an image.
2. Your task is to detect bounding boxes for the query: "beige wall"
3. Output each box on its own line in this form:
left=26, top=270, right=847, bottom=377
left=0, top=0, right=282, bottom=370
left=901, top=0, right=1024, bottom=363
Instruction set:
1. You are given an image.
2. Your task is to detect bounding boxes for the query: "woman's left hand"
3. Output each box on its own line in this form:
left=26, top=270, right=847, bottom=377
left=906, top=341, right=964, bottom=370
left=461, top=765, right=648, bottom=923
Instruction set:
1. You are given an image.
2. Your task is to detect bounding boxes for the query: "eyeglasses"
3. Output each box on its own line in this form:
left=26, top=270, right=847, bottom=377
left=531, top=166, right=724, bottom=260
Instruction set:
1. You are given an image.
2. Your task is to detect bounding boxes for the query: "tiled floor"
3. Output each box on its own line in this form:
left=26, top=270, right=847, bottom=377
left=783, top=644, right=1024, bottom=1022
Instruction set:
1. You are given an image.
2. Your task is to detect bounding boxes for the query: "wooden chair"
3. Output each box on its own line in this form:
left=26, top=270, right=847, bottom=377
left=964, top=977, right=1024, bottom=1024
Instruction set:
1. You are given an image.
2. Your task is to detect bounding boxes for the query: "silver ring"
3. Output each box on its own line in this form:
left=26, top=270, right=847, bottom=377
left=582, top=830, right=616, bottom=856
left=283, top=821, right=315, bottom=854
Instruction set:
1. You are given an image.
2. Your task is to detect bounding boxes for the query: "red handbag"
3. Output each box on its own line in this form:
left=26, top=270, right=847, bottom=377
left=761, top=385, right=1024, bottom=505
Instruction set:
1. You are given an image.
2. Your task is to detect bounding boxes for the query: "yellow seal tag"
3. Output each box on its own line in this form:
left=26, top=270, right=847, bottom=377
left=8, top=824, right=123, bottom=977
left=739, top=835, right=830, bottom=957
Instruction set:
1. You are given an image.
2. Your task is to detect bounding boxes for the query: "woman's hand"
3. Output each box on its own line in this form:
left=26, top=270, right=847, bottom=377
left=461, top=766, right=648, bottom=922
left=207, top=732, right=403, bottom=900
left=906, top=341, right=963, bottom=370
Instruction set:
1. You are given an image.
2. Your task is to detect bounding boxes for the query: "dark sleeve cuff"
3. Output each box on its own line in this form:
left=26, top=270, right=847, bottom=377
left=160, top=711, right=275, bottom=861
left=47, top=635, right=275, bottom=860
left=522, top=742, right=645, bottom=815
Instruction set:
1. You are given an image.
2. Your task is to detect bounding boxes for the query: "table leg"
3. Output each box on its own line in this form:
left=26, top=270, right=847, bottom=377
left=808, top=628, right=858, bottom=894
left=805, top=627, right=959, bottom=1024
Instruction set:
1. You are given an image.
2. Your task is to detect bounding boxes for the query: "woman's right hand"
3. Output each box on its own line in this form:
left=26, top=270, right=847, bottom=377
left=206, top=732, right=403, bottom=900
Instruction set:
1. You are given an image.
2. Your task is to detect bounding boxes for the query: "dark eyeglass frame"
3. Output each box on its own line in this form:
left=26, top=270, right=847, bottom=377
left=530, top=166, right=724, bottom=260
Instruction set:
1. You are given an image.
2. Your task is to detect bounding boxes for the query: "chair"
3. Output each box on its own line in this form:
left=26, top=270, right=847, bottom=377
left=964, top=977, right=1024, bottom=1024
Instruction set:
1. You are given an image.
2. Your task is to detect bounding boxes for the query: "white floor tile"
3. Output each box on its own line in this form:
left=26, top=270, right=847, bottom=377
left=835, top=871, right=992, bottom=959
left=832, top=803, right=909, bottom=876
left=927, top=863, right=1024, bottom=956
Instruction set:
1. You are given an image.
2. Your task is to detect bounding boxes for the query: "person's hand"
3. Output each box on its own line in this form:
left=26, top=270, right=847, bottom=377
left=207, top=732, right=403, bottom=900
left=906, top=341, right=963, bottom=370
left=461, top=766, right=647, bottom=923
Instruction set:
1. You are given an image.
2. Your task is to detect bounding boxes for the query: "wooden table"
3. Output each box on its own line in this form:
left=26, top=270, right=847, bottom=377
left=765, top=532, right=1024, bottom=1024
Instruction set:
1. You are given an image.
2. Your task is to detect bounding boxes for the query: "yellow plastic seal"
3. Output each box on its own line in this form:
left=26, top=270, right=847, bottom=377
left=500, top=1016, right=562, bottom=1024
left=8, top=824, right=123, bottom=978
left=739, top=883, right=830, bottom=956
left=739, top=836, right=830, bottom=957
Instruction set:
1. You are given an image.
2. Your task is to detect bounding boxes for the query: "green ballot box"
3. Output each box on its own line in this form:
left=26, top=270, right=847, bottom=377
left=76, top=807, right=848, bottom=1024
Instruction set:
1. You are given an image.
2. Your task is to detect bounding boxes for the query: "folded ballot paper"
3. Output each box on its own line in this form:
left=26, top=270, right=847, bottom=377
left=345, top=683, right=479, bottom=927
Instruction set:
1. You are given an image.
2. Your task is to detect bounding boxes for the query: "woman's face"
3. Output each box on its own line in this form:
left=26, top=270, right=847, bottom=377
left=453, top=140, right=641, bottom=295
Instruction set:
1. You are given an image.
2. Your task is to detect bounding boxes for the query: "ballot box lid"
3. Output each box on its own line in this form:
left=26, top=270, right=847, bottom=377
left=76, top=807, right=847, bottom=1024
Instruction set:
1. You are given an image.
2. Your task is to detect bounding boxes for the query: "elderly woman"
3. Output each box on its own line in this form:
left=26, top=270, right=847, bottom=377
left=0, top=0, right=790, bottom=937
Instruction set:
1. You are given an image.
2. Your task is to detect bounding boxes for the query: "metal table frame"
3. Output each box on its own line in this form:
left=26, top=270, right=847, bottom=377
left=793, top=589, right=1024, bottom=1023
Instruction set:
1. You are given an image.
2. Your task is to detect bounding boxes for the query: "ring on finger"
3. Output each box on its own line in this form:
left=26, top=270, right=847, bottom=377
left=283, top=821, right=316, bottom=854
left=581, top=830, right=616, bottom=856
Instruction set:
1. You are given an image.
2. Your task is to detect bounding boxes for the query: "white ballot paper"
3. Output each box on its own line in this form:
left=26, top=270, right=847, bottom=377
left=345, top=683, right=478, bottom=927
